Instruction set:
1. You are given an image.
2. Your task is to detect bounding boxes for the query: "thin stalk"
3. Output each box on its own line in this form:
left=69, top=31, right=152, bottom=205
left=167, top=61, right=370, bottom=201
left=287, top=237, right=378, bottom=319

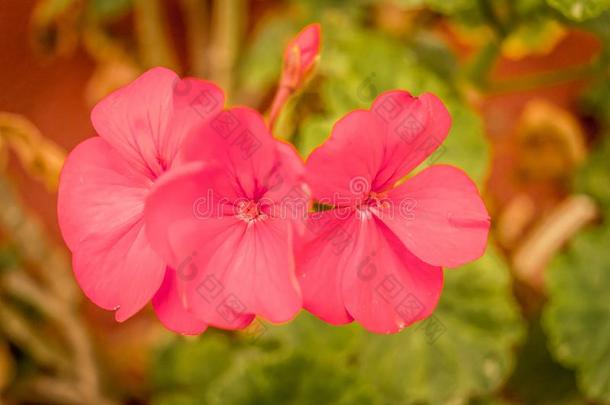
left=180, top=0, right=209, bottom=77
left=133, top=0, right=179, bottom=70
left=267, top=85, right=293, bottom=132
left=208, top=0, right=245, bottom=96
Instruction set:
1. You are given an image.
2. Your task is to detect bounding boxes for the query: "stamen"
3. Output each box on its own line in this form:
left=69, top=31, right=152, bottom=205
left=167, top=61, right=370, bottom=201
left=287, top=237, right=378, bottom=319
left=364, top=191, right=390, bottom=209
left=236, top=200, right=267, bottom=223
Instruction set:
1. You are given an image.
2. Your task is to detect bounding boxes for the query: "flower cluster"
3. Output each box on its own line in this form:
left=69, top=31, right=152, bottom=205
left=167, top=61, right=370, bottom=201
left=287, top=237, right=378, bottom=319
left=57, top=24, right=489, bottom=335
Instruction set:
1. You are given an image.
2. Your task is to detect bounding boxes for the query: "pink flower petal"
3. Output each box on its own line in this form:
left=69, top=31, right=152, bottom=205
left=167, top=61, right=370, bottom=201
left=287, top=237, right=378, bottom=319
left=296, top=210, right=356, bottom=325
left=58, top=137, right=150, bottom=252
left=378, top=165, right=490, bottom=268
left=152, top=268, right=208, bottom=335
left=305, top=110, right=386, bottom=206
left=184, top=217, right=302, bottom=324
left=72, top=219, right=165, bottom=322
left=369, top=91, right=451, bottom=191
left=340, top=216, right=443, bottom=333
left=144, top=162, right=241, bottom=267
left=305, top=92, right=451, bottom=206
left=164, top=77, right=225, bottom=165
left=298, top=209, right=442, bottom=333
left=91, top=67, right=224, bottom=179
left=264, top=141, right=309, bottom=240
left=172, top=216, right=257, bottom=330
left=264, top=140, right=307, bottom=202
left=180, top=107, right=278, bottom=199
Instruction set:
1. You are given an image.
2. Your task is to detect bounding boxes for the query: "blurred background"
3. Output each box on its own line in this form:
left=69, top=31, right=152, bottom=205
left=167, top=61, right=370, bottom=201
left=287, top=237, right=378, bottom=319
left=0, top=0, right=609, bottom=404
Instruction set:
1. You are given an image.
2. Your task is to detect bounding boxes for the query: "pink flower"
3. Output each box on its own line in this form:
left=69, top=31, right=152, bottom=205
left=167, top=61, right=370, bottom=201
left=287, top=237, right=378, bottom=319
left=57, top=67, right=240, bottom=334
left=297, top=91, right=490, bottom=334
left=143, top=107, right=307, bottom=328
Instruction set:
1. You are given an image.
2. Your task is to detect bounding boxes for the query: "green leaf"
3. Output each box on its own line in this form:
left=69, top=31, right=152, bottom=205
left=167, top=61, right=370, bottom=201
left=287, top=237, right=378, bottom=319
left=506, top=317, right=582, bottom=404
left=423, top=103, right=488, bottom=185
left=151, top=332, right=241, bottom=404
left=501, top=17, right=567, bottom=59
left=261, top=311, right=364, bottom=359
left=35, top=0, right=78, bottom=21
left=424, top=0, right=477, bottom=14
left=583, top=77, right=610, bottom=125
left=207, top=350, right=378, bottom=405
left=87, top=0, right=133, bottom=21
left=543, top=226, right=610, bottom=403
left=237, top=20, right=298, bottom=95
left=574, top=135, right=610, bottom=214
left=206, top=314, right=373, bottom=404
left=298, top=116, right=334, bottom=157
left=359, top=247, right=525, bottom=404
left=151, top=317, right=371, bottom=404
left=152, top=392, right=199, bottom=405
left=468, top=396, right=516, bottom=405
left=546, top=0, right=610, bottom=20
left=0, top=244, right=21, bottom=272
left=386, top=0, right=427, bottom=9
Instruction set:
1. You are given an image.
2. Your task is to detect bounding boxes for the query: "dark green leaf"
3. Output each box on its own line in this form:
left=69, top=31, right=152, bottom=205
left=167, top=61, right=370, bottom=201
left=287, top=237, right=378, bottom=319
left=544, top=226, right=610, bottom=403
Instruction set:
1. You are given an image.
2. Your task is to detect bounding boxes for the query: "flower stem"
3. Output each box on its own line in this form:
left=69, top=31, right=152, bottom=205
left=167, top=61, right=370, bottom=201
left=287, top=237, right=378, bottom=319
left=267, top=85, right=294, bottom=132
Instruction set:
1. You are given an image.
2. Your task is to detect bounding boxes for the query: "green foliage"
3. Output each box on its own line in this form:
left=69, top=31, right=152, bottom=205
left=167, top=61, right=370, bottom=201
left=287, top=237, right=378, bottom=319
left=34, top=0, right=78, bottom=21
left=434, top=104, right=488, bottom=184
left=207, top=350, right=378, bottom=405
left=542, top=126, right=610, bottom=403
left=34, top=0, right=133, bottom=23
left=87, top=0, right=133, bottom=21
left=237, top=19, right=298, bottom=96
left=423, top=0, right=477, bottom=14
left=383, top=0, right=478, bottom=15
left=546, top=0, right=610, bottom=20
left=507, top=317, right=582, bottom=404
left=151, top=320, right=377, bottom=405
left=582, top=66, right=610, bottom=125
left=151, top=332, right=238, bottom=404
left=0, top=244, right=20, bottom=272
left=574, top=136, right=610, bottom=214
left=543, top=226, right=610, bottom=403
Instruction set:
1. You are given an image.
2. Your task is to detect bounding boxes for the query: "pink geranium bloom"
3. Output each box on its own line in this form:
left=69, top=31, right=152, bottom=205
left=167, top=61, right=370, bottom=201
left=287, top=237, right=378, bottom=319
left=297, top=91, right=490, bottom=333
left=144, top=107, right=307, bottom=328
left=57, top=67, right=254, bottom=334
